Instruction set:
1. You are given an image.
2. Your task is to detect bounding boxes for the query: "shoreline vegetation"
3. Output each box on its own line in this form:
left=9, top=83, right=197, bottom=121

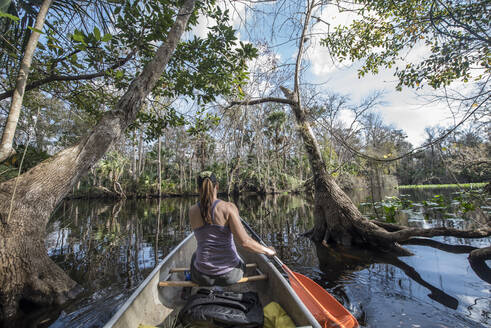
left=398, top=182, right=487, bottom=189
left=65, top=188, right=304, bottom=200
left=64, top=181, right=489, bottom=200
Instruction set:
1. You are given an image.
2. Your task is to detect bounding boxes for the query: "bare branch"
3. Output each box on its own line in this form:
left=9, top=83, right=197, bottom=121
left=0, top=49, right=137, bottom=101
left=226, top=97, right=294, bottom=109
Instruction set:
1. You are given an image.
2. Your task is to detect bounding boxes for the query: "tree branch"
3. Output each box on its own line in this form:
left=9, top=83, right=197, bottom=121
left=0, top=49, right=137, bottom=101
left=320, top=93, right=490, bottom=163
left=227, top=97, right=295, bottom=109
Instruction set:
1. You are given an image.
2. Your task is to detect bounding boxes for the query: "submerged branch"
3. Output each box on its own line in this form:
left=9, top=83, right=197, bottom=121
left=372, top=221, right=491, bottom=241
left=387, top=226, right=491, bottom=241
left=468, top=246, right=491, bottom=284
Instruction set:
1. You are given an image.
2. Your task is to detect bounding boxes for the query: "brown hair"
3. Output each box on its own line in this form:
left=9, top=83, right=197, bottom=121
left=197, top=171, right=217, bottom=224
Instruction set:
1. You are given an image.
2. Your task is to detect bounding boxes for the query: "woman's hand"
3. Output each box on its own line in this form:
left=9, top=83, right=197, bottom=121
left=264, top=246, right=276, bottom=257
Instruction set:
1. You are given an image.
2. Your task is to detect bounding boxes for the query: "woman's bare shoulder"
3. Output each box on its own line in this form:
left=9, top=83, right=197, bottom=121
left=189, top=204, right=202, bottom=228
left=189, top=203, right=200, bottom=216
left=218, top=200, right=237, bottom=212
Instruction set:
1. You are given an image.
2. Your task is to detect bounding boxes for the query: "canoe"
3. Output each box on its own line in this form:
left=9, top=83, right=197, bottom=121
left=103, top=232, right=321, bottom=328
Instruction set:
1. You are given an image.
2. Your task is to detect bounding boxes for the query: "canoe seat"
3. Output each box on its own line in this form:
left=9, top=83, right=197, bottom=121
left=159, top=273, right=267, bottom=287
left=169, top=263, right=257, bottom=273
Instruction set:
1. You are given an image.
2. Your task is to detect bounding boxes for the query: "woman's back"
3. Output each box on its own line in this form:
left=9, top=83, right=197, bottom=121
left=191, top=199, right=241, bottom=276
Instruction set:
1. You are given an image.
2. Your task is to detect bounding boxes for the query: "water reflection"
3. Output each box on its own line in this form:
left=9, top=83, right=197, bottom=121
left=38, top=191, right=491, bottom=328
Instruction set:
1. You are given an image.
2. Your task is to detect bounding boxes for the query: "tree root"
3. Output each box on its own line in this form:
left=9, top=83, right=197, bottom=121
left=401, top=238, right=478, bottom=253
left=372, top=220, right=405, bottom=232
left=0, top=250, right=82, bottom=322
left=26, top=255, right=82, bottom=306
left=468, top=246, right=491, bottom=284
left=316, top=214, right=490, bottom=258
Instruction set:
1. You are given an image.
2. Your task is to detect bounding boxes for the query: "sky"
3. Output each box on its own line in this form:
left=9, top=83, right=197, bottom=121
left=190, top=1, right=469, bottom=147
left=305, top=50, right=453, bottom=146
left=303, top=6, right=453, bottom=146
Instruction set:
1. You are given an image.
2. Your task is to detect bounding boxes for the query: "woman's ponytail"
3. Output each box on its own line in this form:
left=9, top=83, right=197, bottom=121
left=199, top=178, right=214, bottom=224
left=197, top=171, right=218, bottom=224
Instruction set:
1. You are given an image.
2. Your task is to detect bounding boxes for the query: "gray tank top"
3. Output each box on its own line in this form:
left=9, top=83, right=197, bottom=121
left=193, top=200, right=240, bottom=275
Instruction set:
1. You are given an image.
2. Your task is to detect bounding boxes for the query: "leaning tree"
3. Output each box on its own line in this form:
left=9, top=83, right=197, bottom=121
left=230, top=0, right=490, bottom=255
left=0, top=0, right=256, bottom=321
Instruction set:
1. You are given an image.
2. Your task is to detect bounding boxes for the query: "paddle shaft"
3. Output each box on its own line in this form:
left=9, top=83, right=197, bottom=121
left=240, top=217, right=284, bottom=267
left=240, top=218, right=300, bottom=289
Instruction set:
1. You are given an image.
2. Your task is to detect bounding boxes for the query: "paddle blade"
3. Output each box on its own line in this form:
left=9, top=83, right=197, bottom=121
left=284, top=267, right=358, bottom=328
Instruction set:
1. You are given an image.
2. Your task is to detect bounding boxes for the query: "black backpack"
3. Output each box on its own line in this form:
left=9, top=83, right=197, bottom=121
left=177, top=288, right=263, bottom=328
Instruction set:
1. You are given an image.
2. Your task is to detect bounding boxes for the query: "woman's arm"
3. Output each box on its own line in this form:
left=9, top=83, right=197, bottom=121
left=227, top=203, right=276, bottom=256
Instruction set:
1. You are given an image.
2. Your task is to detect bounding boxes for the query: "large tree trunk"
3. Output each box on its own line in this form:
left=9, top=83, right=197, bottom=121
left=0, top=0, right=53, bottom=163
left=0, top=0, right=196, bottom=321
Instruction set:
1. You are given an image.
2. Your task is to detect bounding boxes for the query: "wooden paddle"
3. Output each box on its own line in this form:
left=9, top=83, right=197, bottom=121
left=240, top=217, right=359, bottom=328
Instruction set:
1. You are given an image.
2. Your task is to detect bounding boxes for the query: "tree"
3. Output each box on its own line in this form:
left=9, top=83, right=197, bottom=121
left=324, top=0, right=490, bottom=92
left=230, top=0, right=490, bottom=255
left=0, top=0, right=52, bottom=162
left=0, top=0, right=256, bottom=321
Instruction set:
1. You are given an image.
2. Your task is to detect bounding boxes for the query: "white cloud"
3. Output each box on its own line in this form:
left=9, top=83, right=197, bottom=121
left=245, top=44, right=282, bottom=97
left=380, top=91, right=453, bottom=146
left=191, top=14, right=215, bottom=39
left=305, top=3, right=362, bottom=75
left=190, top=0, right=249, bottom=39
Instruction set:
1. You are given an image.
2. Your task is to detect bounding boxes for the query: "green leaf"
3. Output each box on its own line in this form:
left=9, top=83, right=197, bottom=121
left=27, top=26, right=43, bottom=34
left=93, top=26, right=101, bottom=41
left=0, top=11, right=19, bottom=22
left=101, top=33, right=112, bottom=42
left=70, top=53, right=78, bottom=64
left=72, top=33, right=84, bottom=42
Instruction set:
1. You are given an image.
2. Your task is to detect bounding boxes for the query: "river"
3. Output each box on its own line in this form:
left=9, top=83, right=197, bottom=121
left=31, top=188, right=491, bottom=327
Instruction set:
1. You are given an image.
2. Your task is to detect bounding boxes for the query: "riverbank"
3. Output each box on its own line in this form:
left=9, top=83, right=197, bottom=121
left=65, top=188, right=304, bottom=200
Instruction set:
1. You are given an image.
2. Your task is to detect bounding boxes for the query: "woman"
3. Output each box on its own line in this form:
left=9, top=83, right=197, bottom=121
left=189, top=171, right=276, bottom=286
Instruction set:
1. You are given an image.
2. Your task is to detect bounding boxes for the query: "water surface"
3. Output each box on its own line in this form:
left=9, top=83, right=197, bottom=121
left=40, top=190, right=490, bottom=328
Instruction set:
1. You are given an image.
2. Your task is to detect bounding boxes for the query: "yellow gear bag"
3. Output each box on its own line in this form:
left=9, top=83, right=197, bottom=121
left=263, top=301, right=296, bottom=328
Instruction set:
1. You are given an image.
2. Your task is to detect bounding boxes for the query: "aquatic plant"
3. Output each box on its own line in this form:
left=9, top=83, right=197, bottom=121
left=360, top=188, right=489, bottom=223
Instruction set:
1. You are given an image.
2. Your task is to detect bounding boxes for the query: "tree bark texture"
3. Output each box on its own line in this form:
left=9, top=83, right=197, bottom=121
left=158, top=136, right=162, bottom=197
left=0, top=0, right=196, bottom=320
left=0, top=0, right=53, bottom=163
